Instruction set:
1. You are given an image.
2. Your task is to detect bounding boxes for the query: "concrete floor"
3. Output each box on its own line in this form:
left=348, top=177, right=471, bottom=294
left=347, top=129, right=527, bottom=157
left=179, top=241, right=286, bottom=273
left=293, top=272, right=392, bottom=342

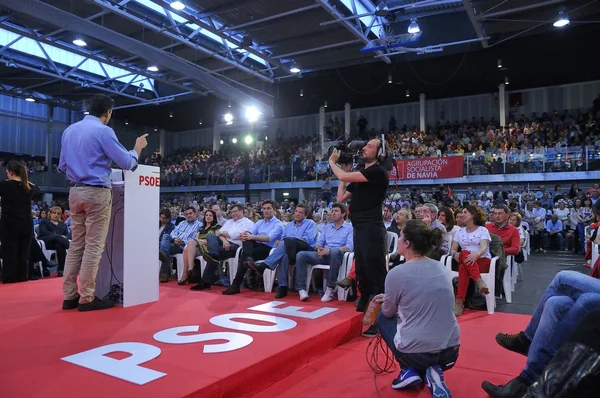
left=496, top=251, right=590, bottom=315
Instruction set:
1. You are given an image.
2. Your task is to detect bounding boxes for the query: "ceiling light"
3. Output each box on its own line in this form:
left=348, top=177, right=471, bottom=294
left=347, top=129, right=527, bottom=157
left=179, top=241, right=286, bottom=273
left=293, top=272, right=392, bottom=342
left=290, top=65, right=301, bottom=74
left=73, top=38, right=87, bottom=47
left=324, top=101, right=328, bottom=108
left=300, top=89, right=304, bottom=97
left=84, top=111, right=89, bottom=115
left=245, top=106, right=261, bottom=123
left=154, top=127, right=158, bottom=132
left=220, top=139, right=224, bottom=145
left=407, top=19, right=420, bottom=34
left=5, top=60, right=17, bottom=69
left=169, top=111, right=173, bottom=118
left=553, top=11, right=569, bottom=27
left=505, top=77, right=510, bottom=85
left=497, top=59, right=502, bottom=68
left=199, top=119, right=203, bottom=125
left=283, top=192, right=289, bottom=197
left=244, top=135, right=253, bottom=145
left=406, top=90, right=410, bottom=97
left=25, top=96, right=35, bottom=102
left=224, top=113, right=233, bottom=123
left=232, top=138, right=238, bottom=144
left=147, top=65, right=159, bottom=72
left=388, top=74, right=392, bottom=84
left=170, top=1, right=185, bottom=11
left=125, top=119, right=129, bottom=125
left=265, top=136, right=268, bottom=141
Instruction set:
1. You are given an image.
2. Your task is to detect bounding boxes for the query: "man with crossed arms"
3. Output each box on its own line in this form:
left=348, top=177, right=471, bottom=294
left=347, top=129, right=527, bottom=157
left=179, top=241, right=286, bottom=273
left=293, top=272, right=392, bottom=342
left=294, top=203, right=353, bottom=302
left=246, top=204, right=317, bottom=299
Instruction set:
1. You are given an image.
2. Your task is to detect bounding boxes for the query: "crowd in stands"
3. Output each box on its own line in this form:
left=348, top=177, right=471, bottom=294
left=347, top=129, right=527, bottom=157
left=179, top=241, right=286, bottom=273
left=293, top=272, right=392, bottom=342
left=150, top=108, right=600, bottom=186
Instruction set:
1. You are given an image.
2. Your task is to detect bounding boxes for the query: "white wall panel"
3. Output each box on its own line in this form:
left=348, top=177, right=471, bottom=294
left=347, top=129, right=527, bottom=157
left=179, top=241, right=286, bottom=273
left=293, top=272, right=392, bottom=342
left=166, top=127, right=214, bottom=154
left=430, top=93, right=496, bottom=124
left=512, top=80, right=600, bottom=116
left=351, top=102, right=420, bottom=132
left=269, top=114, right=319, bottom=140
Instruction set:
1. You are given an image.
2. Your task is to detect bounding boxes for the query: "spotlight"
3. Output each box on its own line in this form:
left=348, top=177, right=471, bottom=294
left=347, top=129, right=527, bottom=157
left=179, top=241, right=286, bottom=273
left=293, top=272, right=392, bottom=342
left=147, top=65, right=159, bottom=72
left=300, top=89, right=304, bottom=97
left=25, top=96, right=35, bottom=102
left=154, top=127, right=158, bottom=132
left=84, top=111, right=89, bottom=115
left=504, top=77, right=509, bottom=85
left=265, top=136, right=268, bottom=141
left=406, top=90, right=410, bottom=97
left=290, top=65, right=301, bottom=74
left=244, top=135, right=253, bottom=145
left=324, top=101, right=328, bottom=108
left=553, top=11, right=569, bottom=27
left=407, top=19, right=420, bottom=34
left=5, top=60, right=17, bottom=69
left=199, top=119, right=203, bottom=125
left=388, top=74, right=392, bottom=84
left=232, top=138, right=238, bottom=144
left=497, top=59, right=502, bottom=68
left=224, top=113, right=234, bottom=123
left=73, top=38, right=87, bottom=47
left=220, top=139, right=224, bottom=145
left=125, top=119, right=129, bottom=125
left=170, top=1, right=185, bottom=10
left=169, top=111, right=173, bottom=118
left=245, top=106, right=261, bottom=123
left=228, top=100, right=232, bottom=108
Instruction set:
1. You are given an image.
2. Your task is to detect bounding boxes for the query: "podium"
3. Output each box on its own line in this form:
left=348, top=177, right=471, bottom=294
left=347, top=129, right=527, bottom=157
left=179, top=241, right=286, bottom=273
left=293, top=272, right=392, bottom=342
left=95, top=165, right=160, bottom=307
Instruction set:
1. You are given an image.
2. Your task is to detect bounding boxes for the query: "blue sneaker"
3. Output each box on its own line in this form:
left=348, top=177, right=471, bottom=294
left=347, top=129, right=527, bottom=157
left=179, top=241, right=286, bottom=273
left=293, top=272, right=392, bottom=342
left=392, top=367, right=422, bottom=390
left=425, top=366, right=452, bottom=398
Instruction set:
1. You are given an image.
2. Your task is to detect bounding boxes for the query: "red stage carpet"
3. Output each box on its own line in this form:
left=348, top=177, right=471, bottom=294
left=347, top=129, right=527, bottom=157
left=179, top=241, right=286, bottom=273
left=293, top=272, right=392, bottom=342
left=254, top=312, right=531, bottom=398
left=0, top=278, right=362, bottom=398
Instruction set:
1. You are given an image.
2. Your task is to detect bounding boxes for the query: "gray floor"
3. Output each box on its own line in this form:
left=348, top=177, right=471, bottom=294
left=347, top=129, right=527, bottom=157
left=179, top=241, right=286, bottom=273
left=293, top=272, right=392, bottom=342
left=496, top=251, right=589, bottom=315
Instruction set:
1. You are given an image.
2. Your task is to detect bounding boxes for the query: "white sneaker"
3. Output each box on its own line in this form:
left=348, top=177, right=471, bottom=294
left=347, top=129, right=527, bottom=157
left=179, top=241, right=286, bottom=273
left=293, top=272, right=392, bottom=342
left=299, top=290, right=309, bottom=301
left=321, top=287, right=336, bottom=302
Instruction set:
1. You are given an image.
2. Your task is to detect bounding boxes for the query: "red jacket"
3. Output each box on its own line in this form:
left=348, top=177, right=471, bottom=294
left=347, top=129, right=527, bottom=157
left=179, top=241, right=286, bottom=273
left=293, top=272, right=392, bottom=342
left=486, top=223, right=520, bottom=256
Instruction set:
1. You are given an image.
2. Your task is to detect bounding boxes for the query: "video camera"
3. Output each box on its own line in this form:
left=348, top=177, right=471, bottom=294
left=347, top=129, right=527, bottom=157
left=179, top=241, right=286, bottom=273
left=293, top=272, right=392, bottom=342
left=328, top=139, right=394, bottom=171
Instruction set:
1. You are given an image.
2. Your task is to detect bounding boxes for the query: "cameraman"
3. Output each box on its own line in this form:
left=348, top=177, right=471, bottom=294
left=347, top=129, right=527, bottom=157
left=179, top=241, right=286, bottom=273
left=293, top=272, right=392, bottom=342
left=329, top=139, right=389, bottom=319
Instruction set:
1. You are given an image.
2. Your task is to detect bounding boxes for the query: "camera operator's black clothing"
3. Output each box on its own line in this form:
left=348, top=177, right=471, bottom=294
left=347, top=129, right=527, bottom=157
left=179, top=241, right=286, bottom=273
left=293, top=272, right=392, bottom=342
left=347, top=164, right=389, bottom=303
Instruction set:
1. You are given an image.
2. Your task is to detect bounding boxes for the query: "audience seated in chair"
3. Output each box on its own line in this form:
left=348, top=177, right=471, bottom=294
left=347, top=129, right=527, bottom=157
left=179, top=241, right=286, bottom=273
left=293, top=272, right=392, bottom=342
left=294, top=203, right=353, bottom=302
left=373, top=219, right=457, bottom=398
left=158, top=206, right=201, bottom=283
left=246, top=204, right=317, bottom=299
left=159, top=208, right=175, bottom=242
left=37, top=206, right=71, bottom=277
left=183, top=210, right=220, bottom=288
left=481, top=271, right=600, bottom=397
left=451, top=205, right=491, bottom=316
left=223, top=200, right=283, bottom=295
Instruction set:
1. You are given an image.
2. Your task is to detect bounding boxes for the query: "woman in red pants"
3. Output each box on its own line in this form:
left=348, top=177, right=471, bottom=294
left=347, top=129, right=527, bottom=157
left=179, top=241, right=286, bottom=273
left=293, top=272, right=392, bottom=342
left=450, top=205, right=491, bottom=316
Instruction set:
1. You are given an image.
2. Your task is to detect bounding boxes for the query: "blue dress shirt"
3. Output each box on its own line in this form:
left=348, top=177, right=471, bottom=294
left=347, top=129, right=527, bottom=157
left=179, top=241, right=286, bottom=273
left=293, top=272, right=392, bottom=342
left=318, top=222, right=354, bottom=251
left=282, top=218, right=317, bottom=247
left=59, top=115, right=139, bottom=187
left=170, top=219, right=202, bottom=242
left=251, top=217, right=284, bottom=248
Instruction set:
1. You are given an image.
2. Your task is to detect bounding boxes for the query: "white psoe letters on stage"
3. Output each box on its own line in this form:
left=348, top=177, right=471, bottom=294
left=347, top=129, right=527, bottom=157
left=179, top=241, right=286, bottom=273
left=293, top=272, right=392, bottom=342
left=61, top=301, right=338, bottom=385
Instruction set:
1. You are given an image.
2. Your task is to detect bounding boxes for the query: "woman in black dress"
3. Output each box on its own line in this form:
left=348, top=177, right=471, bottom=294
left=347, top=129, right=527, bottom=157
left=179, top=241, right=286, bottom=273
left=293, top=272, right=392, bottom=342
left=0, top=160, right=36, bottom=283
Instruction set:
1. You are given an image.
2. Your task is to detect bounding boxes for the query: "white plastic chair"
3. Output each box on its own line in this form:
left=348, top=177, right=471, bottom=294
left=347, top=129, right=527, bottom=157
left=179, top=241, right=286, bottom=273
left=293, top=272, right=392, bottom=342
left=306, top=252, right=354, bottom=301
left=37, top=239, right=57, bottom=263
left=443, top=254, right=499, bottom=314
left=523, top=231, right=530, bottom=261
left=386, top=231, right=399, bottom=271
left=592, top=242, right=599, bottom=268
left=224, top=247, right=243, bottom=284
left=173, top=253, right=184, bottom=282
left=258, top=248, right=276, bottom=293
left=503, top=255, right=513, bottom=303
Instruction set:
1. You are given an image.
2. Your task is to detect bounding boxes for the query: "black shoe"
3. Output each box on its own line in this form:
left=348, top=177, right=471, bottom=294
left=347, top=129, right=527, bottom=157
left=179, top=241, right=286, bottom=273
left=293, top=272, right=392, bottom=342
left=244, top=258, right=267, bottom=275
left=363, top=324, right=378, bottom=338
left=78, top=297, right=115, bottom=312
left=62, top=294, right=80, bottom=310
left=222, top=284, right=241, bottom=295
left=275, top=287, right=288, bottom=299
left=57, top=271, right=63, bottom=277
left=159, top=274, right=169, bottom=283
left=190, top=281, right=211, bottom=291
left=481, top=376, right=530, bottom=398
left=159, top=250, right=169, bottom=264
left=356, top=296, right=369, bottom=313
left=496, top=331, right=531, bottom=356
left=42, top=268, right=50, bottom=277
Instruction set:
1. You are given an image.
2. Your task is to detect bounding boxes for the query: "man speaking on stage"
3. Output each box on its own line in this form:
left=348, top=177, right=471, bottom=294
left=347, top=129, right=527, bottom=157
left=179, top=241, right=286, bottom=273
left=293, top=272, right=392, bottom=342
left=329, top=138, right=389, bottom=335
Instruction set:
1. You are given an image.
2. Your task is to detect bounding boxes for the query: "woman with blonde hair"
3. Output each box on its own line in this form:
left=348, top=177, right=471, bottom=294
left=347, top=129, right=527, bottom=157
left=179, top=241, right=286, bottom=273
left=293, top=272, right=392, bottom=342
left=37, top=206, right=71, bottom=277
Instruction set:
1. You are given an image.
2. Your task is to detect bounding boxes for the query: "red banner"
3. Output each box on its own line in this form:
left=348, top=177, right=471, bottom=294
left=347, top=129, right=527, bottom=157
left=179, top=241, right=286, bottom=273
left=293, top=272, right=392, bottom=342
left=389, top=156, right=464, bottom=180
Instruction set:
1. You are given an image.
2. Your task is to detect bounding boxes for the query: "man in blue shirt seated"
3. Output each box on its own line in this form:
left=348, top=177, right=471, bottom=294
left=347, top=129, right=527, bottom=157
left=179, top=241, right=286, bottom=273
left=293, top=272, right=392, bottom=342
left=223, top=200, right=283, bottom=295
left=544, top=214, right=564, bottom=251
left=246, top=204, right=317, bottom=299
left=294, top=203, right=353, bottom=303
left=159, top=206, right=201, bottom=283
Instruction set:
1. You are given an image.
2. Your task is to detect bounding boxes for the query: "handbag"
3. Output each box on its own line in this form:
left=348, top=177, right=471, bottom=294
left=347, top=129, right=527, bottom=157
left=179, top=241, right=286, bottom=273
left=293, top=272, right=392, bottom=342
left=515, top=250, right=525, bottom=264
